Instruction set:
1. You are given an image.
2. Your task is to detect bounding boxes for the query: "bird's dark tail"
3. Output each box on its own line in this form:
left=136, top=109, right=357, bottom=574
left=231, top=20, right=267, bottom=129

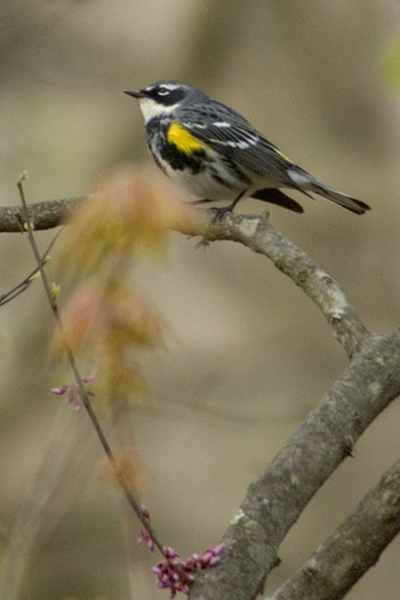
left=287, top=166, right=370, bottom=215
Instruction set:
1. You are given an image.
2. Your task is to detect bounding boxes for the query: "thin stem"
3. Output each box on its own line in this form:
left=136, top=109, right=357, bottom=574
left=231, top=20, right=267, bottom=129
left=16, top=179, right=166, bottom=556
left=0, top=228, right=63, bottom=306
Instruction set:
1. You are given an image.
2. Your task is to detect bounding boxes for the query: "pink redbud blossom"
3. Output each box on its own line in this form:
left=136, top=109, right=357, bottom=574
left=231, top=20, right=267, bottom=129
left=51, top=386, right=67, bottom=395
left=137, top=506, right=225, bottom=597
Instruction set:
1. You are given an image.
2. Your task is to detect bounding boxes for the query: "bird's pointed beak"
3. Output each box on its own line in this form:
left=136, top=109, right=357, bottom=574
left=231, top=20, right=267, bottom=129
left=124, top=90, right=146, bottom=99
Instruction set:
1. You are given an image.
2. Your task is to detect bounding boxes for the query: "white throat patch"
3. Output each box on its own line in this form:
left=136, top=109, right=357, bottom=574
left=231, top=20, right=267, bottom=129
left=138, top=98, right=180, bottom=123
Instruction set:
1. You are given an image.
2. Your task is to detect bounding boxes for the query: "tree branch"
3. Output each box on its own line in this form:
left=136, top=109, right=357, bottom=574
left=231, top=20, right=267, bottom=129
left=0, top=200, right=368, bottom=357
left=0, top=197, right=79, bottom=232
left=188, top=330, right=400, bottom=600
left=265, top=456, right=400, bottom=600
left=204, top=212, right=369, bottom=358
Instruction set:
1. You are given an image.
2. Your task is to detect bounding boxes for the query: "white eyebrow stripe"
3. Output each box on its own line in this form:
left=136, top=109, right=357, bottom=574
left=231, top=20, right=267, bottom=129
left=160, top=83, right=180, bottom=91
left=144, top=83, right=181, bottom=94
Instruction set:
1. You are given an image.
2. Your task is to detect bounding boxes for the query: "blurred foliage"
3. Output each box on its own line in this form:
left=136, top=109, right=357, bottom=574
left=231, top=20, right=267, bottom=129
left=55, top=164, right=202, bottom=407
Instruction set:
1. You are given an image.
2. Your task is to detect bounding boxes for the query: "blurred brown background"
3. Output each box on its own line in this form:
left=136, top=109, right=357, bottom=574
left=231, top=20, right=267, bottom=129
left=1, top=1, right=400, bottom=598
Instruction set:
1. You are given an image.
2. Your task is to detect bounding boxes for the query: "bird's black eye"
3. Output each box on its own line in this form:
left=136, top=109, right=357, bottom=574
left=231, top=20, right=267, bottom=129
left=157, top=87, right=171, bottom=96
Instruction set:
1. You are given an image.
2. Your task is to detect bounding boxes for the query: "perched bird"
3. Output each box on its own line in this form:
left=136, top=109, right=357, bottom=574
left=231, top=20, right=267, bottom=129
left=125, top=81, right=370, bottom=218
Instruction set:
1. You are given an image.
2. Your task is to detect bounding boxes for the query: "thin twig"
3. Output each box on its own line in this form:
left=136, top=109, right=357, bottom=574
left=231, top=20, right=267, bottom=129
left=0, top=228, right=63, bottom=306
left=16, top=179, right=166, bottom=557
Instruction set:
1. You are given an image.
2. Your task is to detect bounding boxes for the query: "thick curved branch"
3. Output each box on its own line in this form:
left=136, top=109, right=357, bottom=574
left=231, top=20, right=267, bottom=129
left=265, top=456, right=400, bottom=600
left=189, top=330, right=400, bottom=600
left=204, top=212, right=369, bottom=358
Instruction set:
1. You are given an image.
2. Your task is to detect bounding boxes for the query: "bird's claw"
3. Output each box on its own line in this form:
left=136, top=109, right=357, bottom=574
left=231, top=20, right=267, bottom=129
left=207, top=206, right=233, bottom=222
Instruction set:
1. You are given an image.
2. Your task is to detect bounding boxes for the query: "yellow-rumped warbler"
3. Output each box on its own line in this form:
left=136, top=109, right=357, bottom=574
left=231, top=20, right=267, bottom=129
left=125, top=81, right=370, bottom=218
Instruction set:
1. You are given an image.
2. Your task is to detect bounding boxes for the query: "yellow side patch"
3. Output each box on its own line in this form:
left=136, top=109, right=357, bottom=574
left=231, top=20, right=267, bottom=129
left=167, top=122, right=208, bottom=154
